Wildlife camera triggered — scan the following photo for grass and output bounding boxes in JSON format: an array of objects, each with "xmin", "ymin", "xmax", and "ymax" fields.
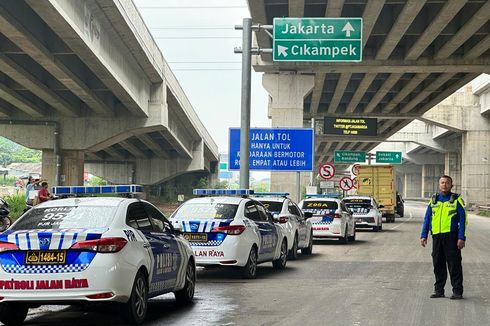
[
  {"xmin": 477, "ymin": 210, "xmax": 490, "ymax": 218},
  {"xmin": 3, "ymin": 192, "xmax": 26, "ymax": 220}
]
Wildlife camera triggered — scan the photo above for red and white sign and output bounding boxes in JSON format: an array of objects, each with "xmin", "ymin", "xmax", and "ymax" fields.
[
  {"xmin": 351, "ymin": 164, "xmax": 360, "ymax": 176},
  {"xmin": 318, "ymin": 163, "xmax": 335, "ymax": 180},
  {"xmin": 352, "ymin": 177, "xmax": 358, "ymax": 189},
  {"xmin": 339, "ymin": 176, "xmax": 354, "ymax": 191}
]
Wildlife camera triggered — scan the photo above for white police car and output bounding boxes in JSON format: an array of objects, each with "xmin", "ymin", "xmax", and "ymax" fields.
[
  {"xmin": 170, "ymin": 189, "xmax": 289, "ymax": 279},
  {"xmin": 343, "ymin": 196, "xmax": 384, "ymax": 231},
  {"xmin": 0, "ymin": 185, "xmax": 195, "ymax": 326},
  {"xmin": 252, "ymin": 193, "xmax": 313, "ymax": 259},
  {"xmin": 299, "ymin": 195, "xmax": 356, "ymax": 243}
]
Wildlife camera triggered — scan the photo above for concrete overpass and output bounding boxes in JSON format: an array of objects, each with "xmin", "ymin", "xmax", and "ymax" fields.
[
  {"xmin": 247, "ymin": 0, "xmax": 489, "ymax": 200},
  {"xmin": 0, "ymin": 0, "xmax": 219, "ymax": 192},
  {"xmin": 374, "ymin": 79, "xmax": 490, "ymax": 206}
]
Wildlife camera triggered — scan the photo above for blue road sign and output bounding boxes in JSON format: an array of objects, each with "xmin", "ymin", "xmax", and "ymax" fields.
[{"xmin": 229, "ymin": 128, "xmax": 314, "ymax": 172}]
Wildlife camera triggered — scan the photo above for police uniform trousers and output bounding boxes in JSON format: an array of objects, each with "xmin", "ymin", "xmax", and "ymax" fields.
[{"xmin": 432, "ymin": 232, "xmax": 463, "ymax": 295}]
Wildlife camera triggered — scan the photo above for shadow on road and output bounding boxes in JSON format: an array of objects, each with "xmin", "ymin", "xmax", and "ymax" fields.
[
  {"xmin": 196, "ymin": 264, "xmax": 297, "ymax": 281},
  {"xmin": 313, "ymin": 239, "xmax": 369, "ymax": 246}
]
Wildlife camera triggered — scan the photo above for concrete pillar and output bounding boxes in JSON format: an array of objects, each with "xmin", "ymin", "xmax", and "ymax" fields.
[
  {"xmin": 262, "ymin": 73, "xmax": 314, "ymax": 202},
  {"xmin": 461, "ymin": 130, "xmax": 490, "ymax": 206},
  {"xmin": 421, "ymin": 164, "xmax": 444, "ymax": 198},
  {"xmin": 445, "ymin": 152, "xmax": 461, "ymax": 193},
  {"xmin": 42, "ymin": 150, "xmax": 84, "ymax": 187},
  {"xmin": 404, "ymin": 172, "xmax": 422, "ymax": 198}
]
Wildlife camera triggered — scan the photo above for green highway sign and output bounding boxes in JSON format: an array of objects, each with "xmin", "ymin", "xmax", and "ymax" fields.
[
  {"xmin": 376, "ymin": 151, "xmax": 402, "ymax": 164},
  {"xmin": 334, "ymin": 150, "xmax": 366, "ymax": 163},
  {"xmin": 273, "ymin": 18, "xmax": 362, "ymax": 62}
]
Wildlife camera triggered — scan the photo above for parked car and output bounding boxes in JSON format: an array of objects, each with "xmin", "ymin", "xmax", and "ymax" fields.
[
  {"xmin": 343, "ymin": 196, "xmax": 384, "ymax": 231},
  {"xmin": 0, "ymin": 185, "xmax": 195, "ymax": 325},
  {"xmin": 298, "ymin": 196, "xmax": 356, "ymax": 243},
  {"xmin": 252, "ymin": 193, "xmax": 313, "ymax": 259},
  {"xmin": 396, "ymin": 192, "xmax": 405, "ymax": 217},
  {"xmin": 170, "ymin": 189, "xmax": 289, "ymax": 279}
]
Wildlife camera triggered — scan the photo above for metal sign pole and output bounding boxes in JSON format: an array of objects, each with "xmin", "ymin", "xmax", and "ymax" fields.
[
  {"xmin": 239, "ymin": 18, "xmax": 252, "ymax": 189},
  {"xmin": 296, "ymin": 172, "xmax": 301, "ymax": 201}
]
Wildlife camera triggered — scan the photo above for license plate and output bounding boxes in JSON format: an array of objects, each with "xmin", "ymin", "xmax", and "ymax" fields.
[
  {"xmin": 183, "ymin": 233, "xmax": 208, "ymax": 242},
  {"xmin": 25, "ymin": 250, "xmax": 66, "ymax": 265}
]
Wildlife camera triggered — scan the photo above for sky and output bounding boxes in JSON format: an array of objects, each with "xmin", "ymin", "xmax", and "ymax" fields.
[{"xmin": 133, "ymin": 0, "xmax": 270, "ymax": 154}]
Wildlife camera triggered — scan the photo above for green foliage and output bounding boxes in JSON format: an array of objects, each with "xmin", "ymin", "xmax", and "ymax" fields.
[
  {"xmin": 0, "ymin": 137, "xmax": 42, "ymax": 166},
  {"xmin": 87, "ymin": 176, "xmax": 108, "ymax": 186},
  {"xmin": 0, "ymin": 176, "xmax": 17, "ymax": 187},
  {"xmin": 252, "ymin": 181, "xmax": 270, "ymax": 193},
  {"xmin": 3, "ymin": 192, "xmax": 26, "ymax": 220},
  {"xmin": 478, "ymin": 210, "xmax": 490, "ymax": 218},
  {"xmin": 195, "ymin": 177, "xmax": 209, "ymax": 189}
]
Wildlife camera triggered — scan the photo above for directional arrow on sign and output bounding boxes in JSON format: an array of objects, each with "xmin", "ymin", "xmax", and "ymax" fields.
[
  {"xmin": 342, "ymin": 22, "xmax": 354, "ymax": 37},
  {"xmin": 277, "ymin": 45, "xmax": 288, "ymax": 57}
]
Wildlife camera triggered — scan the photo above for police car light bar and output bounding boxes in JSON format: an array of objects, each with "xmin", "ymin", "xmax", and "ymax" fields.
[
  {"xmin": 306, "ymin": 193, "xmax": 341, "ymax": 198},
  {"xmin": 253, "ymin": 192, "xmax": 290, "ymax": 197},
  {"xmin": 193, "ymin": 189, "xmax": 254, "ymax": 196},
  {"xmin": 52, "ymin": 185, "xmax": 143, "ymax": 195}
]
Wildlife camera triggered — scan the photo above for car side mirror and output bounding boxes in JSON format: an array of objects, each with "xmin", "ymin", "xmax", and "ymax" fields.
[
  {"xmin": 378, "ymin": 205, "xmax": 385, "ymax": 209},
  {"xmin": 304, "ymin": 212, "xmax": 313, "ymax": 219},
  {"xmin": 173, "ymin": 224, "xmax": 183, "ymax": 235},
  {"xmin": 274, "ymin": 214, "xmax": 288, "ymax": 223}
]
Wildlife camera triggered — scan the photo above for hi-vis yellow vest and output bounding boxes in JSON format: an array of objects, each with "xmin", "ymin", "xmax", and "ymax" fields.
[{"xmin": 429, "ymin": 194, "xmax": 466, "ymax": 235}]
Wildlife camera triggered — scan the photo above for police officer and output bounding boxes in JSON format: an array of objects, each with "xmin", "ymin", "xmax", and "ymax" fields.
[{"xmin": 420, "ymin": 175, "xmax": 467, "ymax": 300}]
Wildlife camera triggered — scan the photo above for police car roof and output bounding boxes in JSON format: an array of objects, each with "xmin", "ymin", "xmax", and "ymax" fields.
[
  {"xmin": 343, "ymin": 196, "xmax": 372, "ymax": 200},
  {"xmin": 35, "ymin": 197, "xmax": 128, "ymax": 208},
  {"xmin": 251, "ymin": 196, "xmax": 285, "ymax": 202},
  {"xmin": 302, "ymin": 197, "xmax": 341, "ymax": 203},
  {"xmin": 186, "ymin": 196, "xmax": 246, "ymax": 205}
]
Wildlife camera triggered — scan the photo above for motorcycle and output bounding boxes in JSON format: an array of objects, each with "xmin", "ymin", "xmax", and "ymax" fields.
[{"xmin": 0, "ymin": 198, "xmax": 13, "ymax": 232}]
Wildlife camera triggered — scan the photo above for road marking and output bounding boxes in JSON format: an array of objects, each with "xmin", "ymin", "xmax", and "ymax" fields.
[{"xmin": 389, "ymin": 210, "xmax": 413, "ymax": 230}]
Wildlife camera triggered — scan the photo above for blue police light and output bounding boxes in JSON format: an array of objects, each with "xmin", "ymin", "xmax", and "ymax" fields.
[
  {"xmin": 253, "ymin": 192, "xmax": 290, "ymax": 197},
  {"xmin": 192, "ymin": 189, "xmax": 254, "ymax": 196},
  {"xmin": 52, "ymin": 185, "xmax": 143, "ymax": 196}
]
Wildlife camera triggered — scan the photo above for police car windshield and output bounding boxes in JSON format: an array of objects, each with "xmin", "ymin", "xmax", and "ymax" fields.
[
  {"xmin": 12, "ymin": 206, "xmax": 117, "ymax": 230},
  {"xmin": 258, "ymin": 201, "xmax": 283, "ymax": 214},
  {"xmin": 302, "ymin": 200, "xmax": 338, "ymax": 212},
  {"xmin": 173, "ymin": 203, "xmax": 238, "ymax": 220}
]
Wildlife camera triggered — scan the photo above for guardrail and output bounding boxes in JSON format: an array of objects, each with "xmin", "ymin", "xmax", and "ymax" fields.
[{"xmin": 479, "ymin": 206, "xmax": 490, "ymax": 212}]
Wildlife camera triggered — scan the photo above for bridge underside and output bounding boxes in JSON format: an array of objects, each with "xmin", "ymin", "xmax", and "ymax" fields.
[{"xmin": 249, "ymin": 0, "xmax": 490, "ymax": 166}]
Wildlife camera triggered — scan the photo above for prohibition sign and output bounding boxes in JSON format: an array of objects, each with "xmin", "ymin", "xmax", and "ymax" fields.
[
  {"xmin": 352, "ymin": 177, "xmax": 358, "ymax": 189},
  {"xmin": 339, "ymin": 176, "xmax": 354, "ymax": 191},
  {"xmin": 319, "ymin": 163, "xmax": 335, "ymax": 180},
  {"xmin": 351, "ymin": 164, "xmax": 361, "ymax": 176}
]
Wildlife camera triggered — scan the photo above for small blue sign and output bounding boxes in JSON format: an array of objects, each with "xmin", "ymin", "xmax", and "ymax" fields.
[{"xmin": 229, "ymin": 128, "xmax": 314, "ymax": 171}]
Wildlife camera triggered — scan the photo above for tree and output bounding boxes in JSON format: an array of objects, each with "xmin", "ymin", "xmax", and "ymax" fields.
[{"xmin": 0, "ymin": 137, "xmax": 41, "ymax": 165}]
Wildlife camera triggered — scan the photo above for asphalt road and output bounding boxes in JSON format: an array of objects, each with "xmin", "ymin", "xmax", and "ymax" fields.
[{"xmin": 11, "ymin": 201, "xmax": 490, "ymax": 326}]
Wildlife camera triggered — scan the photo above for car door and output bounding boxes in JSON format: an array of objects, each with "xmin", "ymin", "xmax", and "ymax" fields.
[
  {"xmin": 245, "ymin": 202, "xmax": 277, "ymax": 262},
  {"xmin": 288, "ymin": 202, "xmax": 307, "ymax": 246},
  {"xmin": 340, "ymin": 202, "xmax": 354, "ymax": 235},
  {"xmin": 143, "ymin": 202, "xmax": 182, "ymax": 293}
]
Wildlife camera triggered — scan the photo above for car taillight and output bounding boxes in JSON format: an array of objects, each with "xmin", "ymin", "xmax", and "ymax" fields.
[
  {"xmin": 0, "ymin": 241, "xmax": 19, "ymax": 252},
  {"xmin": 279, "ymin": 216, "xmax": 288, "ymax": 224},
  {"xmin": 86, "ymin": 292, "xmax": 114, "ymax": 299},
  {"xmin": 70, "ymin": 237, "xmax": 127, "ymax": 253},
  {"xmin": 211, "ymin": 225, "xmax": 246, "ymax": 235},
  {"xmin": 333, "ymin": 214, "xmax": 342, "ymax": 219}
]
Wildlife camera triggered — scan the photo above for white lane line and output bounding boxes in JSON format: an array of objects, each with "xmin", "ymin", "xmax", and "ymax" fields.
[{"xmin": 389, "ymin": 210, "xmax": 414, "ymax": 230}]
